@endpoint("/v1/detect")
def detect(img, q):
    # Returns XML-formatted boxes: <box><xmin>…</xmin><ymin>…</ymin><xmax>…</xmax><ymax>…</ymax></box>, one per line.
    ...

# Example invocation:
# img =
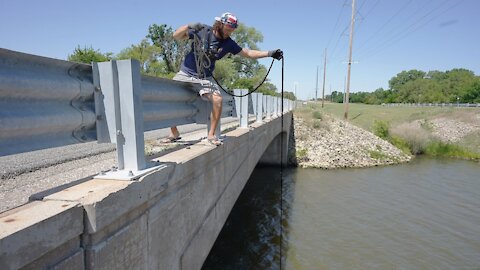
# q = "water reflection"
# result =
<box><xmin>202</xmin><ymin>167</ymin><xmax>295</xmax><ymax>269</ymax></box>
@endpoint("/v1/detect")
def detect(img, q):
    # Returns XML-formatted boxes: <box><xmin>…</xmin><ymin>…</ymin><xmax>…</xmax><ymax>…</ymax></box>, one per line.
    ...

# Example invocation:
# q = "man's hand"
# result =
<box><xmin>268</xmin><ymin>49</ymin><xmax>283</xmax><ymax>60</ymax></box>
<box><xmin>188</xmin><ymin>23</ymin><xmax>204</xmax><ymax>31</ymax></box>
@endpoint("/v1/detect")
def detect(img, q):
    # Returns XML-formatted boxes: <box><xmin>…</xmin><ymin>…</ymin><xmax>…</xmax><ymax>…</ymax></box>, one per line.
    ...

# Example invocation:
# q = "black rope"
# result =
<box><xmin>279</xmin><ymin>56</ymin><xmax>284</xmax><ymax>270</ymax></box>
<box><xmin>211</xmin><ymin>58</ymin><xmax>276</xmax><ymax>97</ymax></box>
<box><xmin>192</xmin><ymin>27</ymin><xmax>276</xmax><ymax>98</ymax></box>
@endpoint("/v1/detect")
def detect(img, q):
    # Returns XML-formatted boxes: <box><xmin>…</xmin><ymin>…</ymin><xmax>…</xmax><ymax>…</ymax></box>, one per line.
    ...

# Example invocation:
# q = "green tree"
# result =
<box><xmin>116</xmin><ymin>39</ymin><xmax>163</xmax><ymax>76</ymax></box>
<box><xmin>213</xmin><ymin>57</ymin><xmax>238</xmax><ymax>87</ymax></box>
<box><xmin>330</xmin><ymin>91</ymin><xmax>344</xmax><ymax>103</ymax></box>
<box><xmin>388</xmin><ymin>70</ymin><xmax>426</xmax><ymax>92</ymax></box>
<box><xmin>283</xmin><ymin>91</ymin><xmax>297</xmax><ymax>100</ymax></box>
<box><xmin>230</xmin><ymin>23</ymin><xmax>265</xmax><ymax>78</ymax></box>
<box><xmin>68</xmin><ymin>46</ymin><xmax>112</xmax><ymax>64</ymax></box>
<box><xmin>147</xmin><ymin>24</ymin><xmax>189</xmax><ymax>73</ymax></box>
<box><xmin>461</xmin><ymin>79</ymin><xmax>480</xmax><ymax>103</ymax></box>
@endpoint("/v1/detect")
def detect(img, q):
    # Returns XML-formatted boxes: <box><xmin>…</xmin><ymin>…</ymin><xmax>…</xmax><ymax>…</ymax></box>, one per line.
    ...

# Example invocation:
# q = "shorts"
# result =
<box><xmin>173</xmin><ymin>71</ymin><xmax>221</xmax><ymax>100</ymax></box>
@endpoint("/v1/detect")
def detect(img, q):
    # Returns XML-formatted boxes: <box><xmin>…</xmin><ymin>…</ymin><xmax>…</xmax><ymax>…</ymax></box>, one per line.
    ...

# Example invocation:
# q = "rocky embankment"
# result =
<box><xmin>290</xmin><ymin>115</ymin><xmax>411</xmax><ymax>169</ymax></box>
<box><xmin>429</xmin><ymin>117</ymin><xmax>480</xmax><ymax>143</ymax></box>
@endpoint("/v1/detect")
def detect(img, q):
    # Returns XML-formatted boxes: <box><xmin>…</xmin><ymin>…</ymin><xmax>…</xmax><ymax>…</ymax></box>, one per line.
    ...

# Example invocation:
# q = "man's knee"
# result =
<box><xmin>212</xmin><ymin>93</ymin><xmax>223</xmax><ymax>106</ymax></box>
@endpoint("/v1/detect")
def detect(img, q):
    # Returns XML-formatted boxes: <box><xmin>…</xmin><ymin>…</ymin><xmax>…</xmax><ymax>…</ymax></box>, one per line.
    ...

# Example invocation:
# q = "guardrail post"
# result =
<box><xmin>265</xmin><ymin>96</ymin><xmax>271</xmax><ymax>120</ymax></box>
<box><xmin>270</xmin><ymin>96</ymin><xmax>275</xmax><ymax>118</ymax></box>
<box><xmin>251</xmin><ymin>93</ymin><xmax>263</xmax><ymax>123</ymax></box>
<box><xmin>234</xmin><ymin>89</ymin><xmax>249</xmax><ymax>128</ymax></box>
<box><xmin>92</xmin><ymin>59</ymin><xmax>161</xmax><ymax>180</ymax></box>
<box><xmin>273</xmin><ymin>97</ymin><xmax>278</xmax><ymax>117</ymax></box>
<box><xmin>262</xmin><ymin>95</ymin><xmax>267</xmax><ymax>119</ymax></box>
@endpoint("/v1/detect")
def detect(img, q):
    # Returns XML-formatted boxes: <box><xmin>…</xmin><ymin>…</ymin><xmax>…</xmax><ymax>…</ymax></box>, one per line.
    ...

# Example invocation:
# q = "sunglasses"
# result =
<box><xmin>224</xmin><ymin>21</ymin><xmax>238</xmax><ymax>29</ymax></box>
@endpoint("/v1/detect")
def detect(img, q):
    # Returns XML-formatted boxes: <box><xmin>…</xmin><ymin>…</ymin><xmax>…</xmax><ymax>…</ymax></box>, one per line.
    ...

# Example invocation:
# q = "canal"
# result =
<box><xmin>203</xmin><ymin>157</ymin><xmax>480</xmax><ymax>269</ymax></box>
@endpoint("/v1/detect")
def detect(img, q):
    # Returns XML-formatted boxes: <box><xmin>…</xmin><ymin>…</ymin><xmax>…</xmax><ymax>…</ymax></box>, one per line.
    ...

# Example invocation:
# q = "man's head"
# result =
<box><xmin>213</xmin><ymin>12</ymin><xmax>238</xmax><ymax>39</ymax></box>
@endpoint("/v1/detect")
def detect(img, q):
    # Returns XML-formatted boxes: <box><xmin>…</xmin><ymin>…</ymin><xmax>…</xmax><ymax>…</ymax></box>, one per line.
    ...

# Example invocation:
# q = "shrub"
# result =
<box><xmin>312</xmin><ymin>111</ymin><xmax>323</xmax><ymax>120</ymax></box>
<box><xmin>373</xmin><ymin>120</ymin><xmax>390</xmax><ymax>139</ymax></box>
<box><xmin>369</xmin><ymin>150</ymin><xmax>389</xmax><ymax>160</ymax></box>
<box><xmin>419</xmin><ymin>119</ymin><xmax>434</xmax><ymax>131</ymax></box>
<box><xmin>296</xmin><ymin>148</ymin><xmax>309</xmax><ymax>162</ymax></box>
<box><xmin>425</xmin><ymin>141</ymin><xmax>480</xmax><ymax>160</ymax></box>
<box><xmin>389</xmin><ymin>135</ymin><xmax>412</xmax><ymax>155</ymax></box>
<box><xmin>312</xmin><ymin>119</ymin><xmax>330</xmax><ymax>130</ymax></box>
<box><xmin>390</xmin><ymin>122</ymin><xmax>430</xmax><ymax>154</ymax></box>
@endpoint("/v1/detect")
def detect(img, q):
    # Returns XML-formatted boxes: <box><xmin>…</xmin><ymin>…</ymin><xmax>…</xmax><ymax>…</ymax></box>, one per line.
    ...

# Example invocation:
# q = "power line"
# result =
<box><xmin>360</xmin><ymin>0</ymin><xmax>462</xmax><ymax>59</ymax></box>
<box><xmin>357</xmin><ymin>0</ymin><xmax>453</xmax><ymax>59</ymax></box>
<box><xmin>355</xmin><ymin>0</ymin><xmax>435</xmax><ymax>58</ymax></box>
<box><xmin>355</xmin><ymin>0</ymin><xmax>413</xmax><ymax>54</ymax></box>
<box><xmin>325</xmin><ymin>0</ymin><xmax>349</xmax><ymax>50</ymax></box>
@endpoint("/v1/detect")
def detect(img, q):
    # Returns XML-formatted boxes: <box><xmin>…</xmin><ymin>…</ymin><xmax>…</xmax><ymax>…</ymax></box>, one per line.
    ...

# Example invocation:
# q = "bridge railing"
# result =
<box><xmin>0</xmin><ymin>49</ymin><xmax>293</xmax><ymax>180</ymax></box>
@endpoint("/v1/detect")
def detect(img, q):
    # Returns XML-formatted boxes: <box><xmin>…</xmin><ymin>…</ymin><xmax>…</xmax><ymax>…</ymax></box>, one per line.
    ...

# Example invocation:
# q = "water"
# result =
<box><xmin>202</xmin><ymin>157</ymin><xmax>480</xmax><ymax>270</ymax></box>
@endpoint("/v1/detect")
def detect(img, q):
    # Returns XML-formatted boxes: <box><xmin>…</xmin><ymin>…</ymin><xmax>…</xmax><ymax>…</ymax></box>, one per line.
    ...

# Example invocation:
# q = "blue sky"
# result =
<box><xmin>1</xmin><ymin>0</ymin><xmax>478</xmax><ymax>100</ymax></box>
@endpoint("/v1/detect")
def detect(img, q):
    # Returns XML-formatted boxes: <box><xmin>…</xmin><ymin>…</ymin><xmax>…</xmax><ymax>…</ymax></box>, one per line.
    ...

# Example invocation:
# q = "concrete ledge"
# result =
<box><xmin>0</xmin><ymin>201</ymin><xmax>82</xmax><ymax>270</ymax></box>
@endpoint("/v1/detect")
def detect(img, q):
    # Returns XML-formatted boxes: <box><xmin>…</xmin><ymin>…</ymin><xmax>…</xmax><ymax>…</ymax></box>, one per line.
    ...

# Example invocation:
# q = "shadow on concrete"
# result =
<box><xmin>202</xmin><ymin>165</ymin><xmax>297</xmax><ymax>270</ymax></box>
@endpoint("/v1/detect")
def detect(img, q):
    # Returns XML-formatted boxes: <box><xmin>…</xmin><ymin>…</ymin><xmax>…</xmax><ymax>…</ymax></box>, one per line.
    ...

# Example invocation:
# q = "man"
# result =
<box><xmin>163</xmin><ymin>12</ymin><xmax>283</xmax><ymax>146</ymax></box>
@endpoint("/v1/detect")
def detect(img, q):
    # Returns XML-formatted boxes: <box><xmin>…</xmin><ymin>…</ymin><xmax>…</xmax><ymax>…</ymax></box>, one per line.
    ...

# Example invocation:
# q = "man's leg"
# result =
<box><xmin>162</xmin><ymin>71</ymin><xmax>186</xmax><ymax>142</ymax></box>
<box><xmin>161</xmin><ymin>126</ymin><xmax>181</xmax><ymax>143</ymax></box>
<box><xmin>170</xmin><ymin>126</ymin><xmax>180</xmax><ymax>138</ymax></box>
<box><xmin>206</xmin><ymin>93</ymin><xmax>223</xmax><ymax>139</ymax></box>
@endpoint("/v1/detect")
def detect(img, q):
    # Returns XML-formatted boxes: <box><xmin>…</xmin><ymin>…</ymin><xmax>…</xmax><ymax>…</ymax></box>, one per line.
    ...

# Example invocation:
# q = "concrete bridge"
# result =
<box><xmin>0</xmin><ymin>49</ymin><xmax>293</xmax><ymax>270</ymax></box>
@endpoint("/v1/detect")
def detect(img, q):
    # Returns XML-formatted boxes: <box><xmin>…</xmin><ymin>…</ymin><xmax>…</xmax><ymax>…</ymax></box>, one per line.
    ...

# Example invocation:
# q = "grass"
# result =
<box><xmin>294</xmin><ymin>106</ymin><xmax>330</xmax><ymax>130</ymax></box>
<box><xmin>317</xmin><ymin>102</ymin><xmax>477</xmax><ymax>132</ymax></box>
<box><xmin>368</xmin><ymin>150</ymin><xmax>389</xmax><ymax>160</ymax></box>
<box><xmin>425</xmin><ymin>141</ymin><xmax>480</xmax><ymax>160</ymax></box>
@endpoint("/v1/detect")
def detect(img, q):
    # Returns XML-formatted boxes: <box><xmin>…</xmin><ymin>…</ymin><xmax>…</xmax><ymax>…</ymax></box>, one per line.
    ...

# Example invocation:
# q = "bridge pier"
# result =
<box><xmin>258</xmin><ymin>114</ymin><xmax>292</xmax><ymax>166</ymax></box>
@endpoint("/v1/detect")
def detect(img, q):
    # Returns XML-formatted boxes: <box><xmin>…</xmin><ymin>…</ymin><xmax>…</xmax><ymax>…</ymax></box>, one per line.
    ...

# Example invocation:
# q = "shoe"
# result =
<box><xmin>206</xmin><ymin>137</ymin><xmax>223</xmax><ymax>146</ymax></box>
<box><xmin>161</xmin><ymin>136</ymin><xmax>181</xmax><ymax>143</ymax></box>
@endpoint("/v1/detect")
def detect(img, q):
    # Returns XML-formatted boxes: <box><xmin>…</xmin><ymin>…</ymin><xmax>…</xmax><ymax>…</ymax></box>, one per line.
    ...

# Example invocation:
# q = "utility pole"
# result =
<box><xmin>344</xmin><ymin>0</ymin><xmax>356</xmax><ymax>120</ymax></box>
<box><xmin>315</xmin><ymin>66</ymin><xmax>319</xmax><ymax>101</ymax></box>
<box><xmin>294</xmin><ymin>82</ymin><xmax>298</xmax><ymax>100</ymax></box>
<box><xmin>322</xmin><ymin>48</ymin><xmax>327</xmax><ymax>108</ymax></box>
<box><xmin>330</xmin><ymin>85</ymin><xmax>332</xmax><ymax>102</ymax></box>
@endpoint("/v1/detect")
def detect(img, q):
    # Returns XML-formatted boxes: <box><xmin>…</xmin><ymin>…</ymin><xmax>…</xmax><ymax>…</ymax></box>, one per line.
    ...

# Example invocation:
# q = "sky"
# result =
<box><xmin>1</xmin><ymin>0</ymin><xmax>479</xmax><ymax>100</ymax></box>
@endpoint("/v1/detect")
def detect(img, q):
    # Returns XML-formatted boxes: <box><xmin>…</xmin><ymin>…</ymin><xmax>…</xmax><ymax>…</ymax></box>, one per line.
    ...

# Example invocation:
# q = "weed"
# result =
<box><xmin>312</xmin><ymin>119</ymin><xmax>330</xmax><ymax>130</ymax></box>
<box><xmin>296</xmin><ymin>148</ymin><xmax>309</xmax><ymax>162</ymax></box>
<box><xmin>373</xmin><ymin>120</ymin><xmax>390</xmax><ymax>139</ymax></box>
<box><xmin>425</xmin><ymin>141</ymin><xmax>480</xmax><ymax>160</ymax></box>
<box><xmin>312</xmin><ymin>111</ymin><xmax>323</xmax><ymax>120</ymax></box>
<box><xmin>419</xmin><ymin>119</ymin><xmax>434</xmax><ymax>131</ymax></box>
<box><xmin>389</xmin><ymin>135</ymin><xmax>412</xmax><ymax>155</ymax></box>
<box><xmin>368</xmin><ymin>150</ymin><xmax>395</xmax><ymax>161</ymax></box>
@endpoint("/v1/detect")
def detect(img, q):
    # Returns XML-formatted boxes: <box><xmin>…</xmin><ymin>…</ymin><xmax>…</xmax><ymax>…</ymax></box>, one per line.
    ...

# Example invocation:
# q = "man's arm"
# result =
<box><xmin>173</xmin><ymin>25</ymin><xmax>189</xmax><ymax>40</ymax></box>
<box><xmin>238</xmin><ymin>48</ymin><xmax>269</xmax><ymax>59</ymax></box>
<box><xmin>239</xmin><ymin>48</ymin><xmax>283</xmax><ymax>60</ymax></box>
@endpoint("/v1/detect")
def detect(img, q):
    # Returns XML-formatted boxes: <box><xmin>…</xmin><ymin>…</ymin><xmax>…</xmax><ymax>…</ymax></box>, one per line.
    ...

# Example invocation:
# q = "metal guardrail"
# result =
<box><xmin>0</xmin><ymin>48</ymin><xmax>293</xmax><ymax>180</ymax></box>
<box><xmin>0</xmin><ymin>49</ymin><xmax>97</xmax><ymax>155</ymax></box>
<box><xmin>384</xmin><ymin>103</ymin><xmax>480</xmax><ymax>108</ymax></box>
